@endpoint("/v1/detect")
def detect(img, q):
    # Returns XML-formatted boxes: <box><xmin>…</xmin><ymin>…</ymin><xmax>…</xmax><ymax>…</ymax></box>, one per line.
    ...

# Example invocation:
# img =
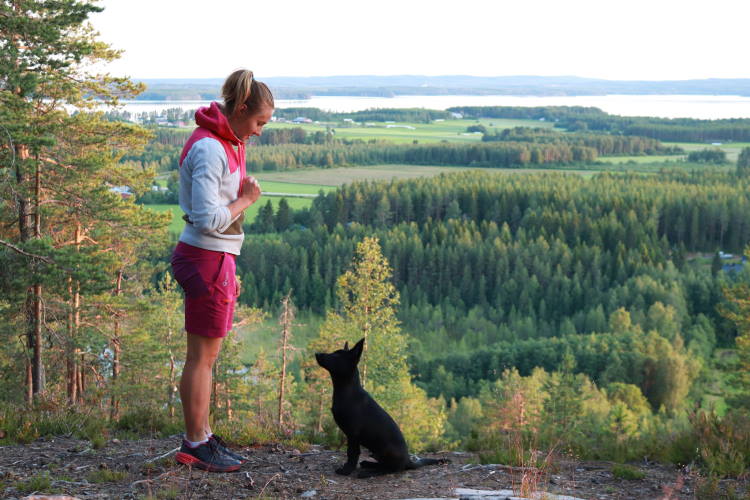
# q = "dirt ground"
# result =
<box><xmin>1</xmin><ymin>436</ymin><xmax>747</xmax><ymax>499</ymax></box>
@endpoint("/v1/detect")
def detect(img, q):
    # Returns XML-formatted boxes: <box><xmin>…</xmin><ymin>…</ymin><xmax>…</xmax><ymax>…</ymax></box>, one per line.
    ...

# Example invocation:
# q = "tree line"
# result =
<box><xmin>273</xmin><ymin>107</ymin><xmax>453</xmax><ymax>123</ymax></box>
<box><xmin>482</xmin><ymin>127</ymin><xmax>683</xmax><ymax>156</ymax></box>
<box><xmin>241</xmin><ymin>142</ymin><xmax>600</xmax><ymax>170</ymax></box>
<box><xmin>449</xmin><ymin>105</ymin><xmax>750</xmax><ymax>142</ymax></box>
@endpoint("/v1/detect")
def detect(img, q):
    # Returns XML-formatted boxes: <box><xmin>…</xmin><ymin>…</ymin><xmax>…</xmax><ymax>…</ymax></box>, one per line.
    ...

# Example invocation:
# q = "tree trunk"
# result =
<box><xmin>32</xmin><ymin>283</ymin><xmax>43</xmax><ymax>394</ymax></box>
<box><xmin>66</xmin><ymin>224</ymin><xmax>83</xmax><ymax>403</ymax></box>
<box><xmin>110</xmin><ymin>270</ymin><xmax>123</xmax><ymax>421</ymax></box>
<box><xmin>211</xmin><ymin>364</ymin><xmax>218</xmax><ymax>413</ymax></box>
<box><xmin>77</xmin><ymin>351</ymin><xmax>85</xmax><ymax>404</ymax></box>
<box><xmin>16</xmin><ymin>144</ymin><xmax>45</xmax><ymax>398</ymax></box>
<box><xmin>361</xmin><ymin>313</ymin><xmax>370</xmax><ymax>388</ymax></box>
<box><xmin>168</xmin><ymin>341</ymin><xmax>176</xmax><ymax>419</ymax></box>
<box><xmin>31</xmin><ymin>156</ymin><xmax>43</xmax><ymax>395</ymax></box>
<box><xmin>316</xmin><ymin>392</ymin><xmax>324</xmax><ymax>435</ymax></box>
<box><xmin>66</xmin><ymin>277</ymin><xmax>76</xmax><ymax>402</ymax></box>
<box><xmin>25</xmin><ymin>362</ymin><xmax>32</xmax><ymax>405</ymax></box>
<box><xmin>278</xmin><ymin>293</ymin><xmax>294</xmax><ymax>428</ymax></box>
<box><xmin>67</xmin><ymin>278</ymin><xmax>82</xmax><ymax>403</ymax></box>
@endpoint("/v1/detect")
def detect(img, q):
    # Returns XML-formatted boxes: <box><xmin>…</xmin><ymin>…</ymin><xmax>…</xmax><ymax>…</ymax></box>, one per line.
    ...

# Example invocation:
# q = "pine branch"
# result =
<box><xmin>0</xmin><ymin>237</ymin><xmax>71</xmax><ymax>271</ymax></box>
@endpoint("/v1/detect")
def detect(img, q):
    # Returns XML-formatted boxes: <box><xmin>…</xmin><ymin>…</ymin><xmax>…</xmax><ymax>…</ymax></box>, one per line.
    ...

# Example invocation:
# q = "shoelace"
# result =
<box><xmin>212</xmin><ymin>434</ymin><xmax>228</xmax><ymax>447</ymax></box>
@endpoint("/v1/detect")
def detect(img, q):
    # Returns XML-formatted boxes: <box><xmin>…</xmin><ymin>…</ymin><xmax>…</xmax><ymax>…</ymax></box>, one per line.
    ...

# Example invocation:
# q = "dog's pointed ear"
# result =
<box><xmin>351</xmin><ymin>338</ymin><xmax>365</xmax><ymax>361</ymax></box>
<box><xmin>344</xmin><ymin>341</ymin><xmax>349</xmax><ymax>351</ymax></box>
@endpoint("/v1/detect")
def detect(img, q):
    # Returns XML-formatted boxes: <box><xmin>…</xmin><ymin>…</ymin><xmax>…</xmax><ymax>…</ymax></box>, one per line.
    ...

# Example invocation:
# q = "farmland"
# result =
<box><xmin>260</xmin><ymin>117</ymin><xmax>554</xmax><ymax>144</ymax></box>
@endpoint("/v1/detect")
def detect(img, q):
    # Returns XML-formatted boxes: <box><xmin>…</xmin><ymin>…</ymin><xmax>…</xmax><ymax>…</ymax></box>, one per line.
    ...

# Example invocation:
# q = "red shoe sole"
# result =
<box><xmin>175</xmin><ymin>451</ymin><xmax>241</xmax><ymax>472</ymax></box>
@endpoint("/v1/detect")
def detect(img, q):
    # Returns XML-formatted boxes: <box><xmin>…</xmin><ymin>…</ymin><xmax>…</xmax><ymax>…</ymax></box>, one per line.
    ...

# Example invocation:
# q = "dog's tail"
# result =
<box><xmin>407</xmin><ymin>456</ymin><xmax>451</xmax><ymax>469</ymax></box>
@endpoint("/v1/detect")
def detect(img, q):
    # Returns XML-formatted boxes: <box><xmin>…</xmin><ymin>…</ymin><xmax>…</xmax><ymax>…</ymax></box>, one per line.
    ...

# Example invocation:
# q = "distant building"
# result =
<box><xmin>109</xmin><ymin>186</ymin><xmax>132</xmax><ymax>199</ymax></box>
<box><xmin>292</xmin><ymin>117</ymin><xmax>313</xmax><ymax>124</ymax></box>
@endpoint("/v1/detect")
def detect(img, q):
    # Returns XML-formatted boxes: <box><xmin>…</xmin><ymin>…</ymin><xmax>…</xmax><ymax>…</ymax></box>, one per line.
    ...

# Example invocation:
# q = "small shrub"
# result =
<box><xmin>611</xmin><ymin>463</ymin><xmax>646</xmax><ymax>480</ymax></box>
<box><xmin>213</xmin><ymin>421</ymin><xmax>277</xmax><ymax>446</ymax></box>
<box><xmin>695</xmin><ymin>475</ymin><xmax>721</xmax><ymax>499</ymax></box>
<box><xmin>90</xmin><ymin>434</ymin><xmax>107</xmax><ymax>449</ymax></box>
<box><xmin>83</xmin><ymin>418</ymin><xmax>109</xmax><ymax>449</ymax></box>
<box><xmin>14</xmin><ymin>419</ymin><xmax>40</xmax><ymax>444</ymax></box>
<box><xmin>692</xmin><ymin>410</ymin><xmax>750</xmax><ymax>478</ymax></box>
<box><xmin>0</xmin><ymin>401</ymin><xmax>111</xmax><ymax>444</ymax></box>
<box><xmin>16</xmin><ymin>472</ymin><xmax>55</xmax><ymax>494</ymax></box>
<box><xmin>116</xmin><ymin>406</ymin><xmax>178</xmax><ymax>437</ymax></box>
<box><xmin>473</xmin><ymin>429</ymin><xmax>545</xmax><ymax>468</ymax></box>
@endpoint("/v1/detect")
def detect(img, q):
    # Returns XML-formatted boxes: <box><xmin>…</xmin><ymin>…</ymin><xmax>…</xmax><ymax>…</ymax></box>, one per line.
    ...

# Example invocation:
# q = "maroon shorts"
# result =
<box><xmin>171</xmin><ymin>241</ymin><xmax>237</xmax><ymax>338</ymax></box>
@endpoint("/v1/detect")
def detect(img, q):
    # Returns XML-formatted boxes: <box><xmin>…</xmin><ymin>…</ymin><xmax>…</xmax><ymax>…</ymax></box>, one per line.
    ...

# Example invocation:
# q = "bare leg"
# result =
<box><xmin>179</xmin><ymin>333</ymin><xmax>223</xmax><ymax>442</ymax></box>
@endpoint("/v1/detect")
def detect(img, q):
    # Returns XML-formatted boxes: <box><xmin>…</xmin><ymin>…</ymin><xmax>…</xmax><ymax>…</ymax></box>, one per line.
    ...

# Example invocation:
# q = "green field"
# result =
<box><xmin>146</xmin><ymin>204</ymin><xmax>185</xmax><ymax>234</ymax></box>
<box><xmin>250</xmin><ymin>180</ymin><xmax>334</xmax><ymax>195</ymax></box>
<box><xmin>264</xmin><ymin>117</ymin><xmax>552</xmax><ymax>144</ymax></box>
<box><xmin>147</xmin><ymin>196</ymin><xmax>315</xmax><ymax>235</ymax></box>
<box><xmin>253</xmin><ymin>164</ymin><xmax>596</xmax><ymax>186</ymax></box>
<box><xmin>665</xmin><ymin>141</ymin><xmax>750</xmax><ymax>162</ymax></box>
<box><xmin>598</xmin><ymin>155</ymin><xmax>686</xmax><ymax>164</ymax></box>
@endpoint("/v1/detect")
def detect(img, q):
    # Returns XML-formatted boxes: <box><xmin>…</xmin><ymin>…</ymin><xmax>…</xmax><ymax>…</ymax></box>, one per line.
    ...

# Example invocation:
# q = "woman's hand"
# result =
<box><xmin>228</xmin><ymin>176</ymin><xmax>262</xmax><ymax>220</ymax></box>
<box><xmin>240</xmin><ymin>176</ymin><xmax>262</xmax><ymax>205</ymax></box>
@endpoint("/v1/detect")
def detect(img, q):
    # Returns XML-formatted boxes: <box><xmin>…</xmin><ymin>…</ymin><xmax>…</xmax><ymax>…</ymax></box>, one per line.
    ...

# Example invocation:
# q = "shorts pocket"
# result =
<box><xmin>210</xmin><ymin>254</ymin><xmax>234</xmax><ymax>305</ymax></box>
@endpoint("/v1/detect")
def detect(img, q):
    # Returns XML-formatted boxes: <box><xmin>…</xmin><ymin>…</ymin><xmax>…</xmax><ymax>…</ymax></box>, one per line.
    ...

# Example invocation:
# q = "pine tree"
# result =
<box><xmin>737</xmin><ymin>147</ymin><xmax>750</xmax><ymax>178</ymax></box>
<box><xmin>275</xmin><ymin>198</ymin><xmax>291</xmax><ymax>231</ymax></box>
<box><xmin>0</xmin><ymin>0</ymin><xmax>159</xmax><ymax>401</ymax></box>
<box><xmin>719</xmin><ymin>251</ymin><xmax>750</xmax><ymax>408</ymax></box>
<box><xmin>308</xmin><ymin>237</ymin><xmax>446</xmax><ymax>449</ymax></box>
<box><xmin>277</xmin><ymin>291</ymin><xmax>296</xmax><ymax>428</ymax></box>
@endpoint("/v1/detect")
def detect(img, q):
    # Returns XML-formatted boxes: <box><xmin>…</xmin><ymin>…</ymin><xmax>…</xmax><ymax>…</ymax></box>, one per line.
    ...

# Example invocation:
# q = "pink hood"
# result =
<box><xmin>179</xmin><ymin>102</ymin><xmax>246</xmax><ymax>179</ymax></box>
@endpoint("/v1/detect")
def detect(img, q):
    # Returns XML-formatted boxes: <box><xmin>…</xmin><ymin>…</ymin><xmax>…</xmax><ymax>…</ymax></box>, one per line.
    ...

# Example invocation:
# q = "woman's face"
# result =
<box><xmin>231</xmin><ymin>104</ymin><xmax>273</xmax><ymax>140</ymax></box>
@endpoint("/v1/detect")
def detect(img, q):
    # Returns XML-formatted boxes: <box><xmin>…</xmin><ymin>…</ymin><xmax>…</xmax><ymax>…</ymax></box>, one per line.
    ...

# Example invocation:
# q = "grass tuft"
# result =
<box><xmin>611</xmin><ymin>463</ymin><xmax>646</xmax><ymax>480</ymax></box>
<box><xmin>15</xmin><ymin>472</ymin><xmax>56</xmax><ymax>494</ymax></box>
<box><xmin>86</xmin><ymin>467</ymin><xmax>128</xmax><ymax>483</ymax></box>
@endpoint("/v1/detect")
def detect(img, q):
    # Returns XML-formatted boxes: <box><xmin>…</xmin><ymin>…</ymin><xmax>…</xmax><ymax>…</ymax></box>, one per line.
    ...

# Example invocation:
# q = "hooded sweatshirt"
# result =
<box><xmin>177</xmin><ymin>102</ymin><xmax>247</xmax><ymax>255</ymax></box>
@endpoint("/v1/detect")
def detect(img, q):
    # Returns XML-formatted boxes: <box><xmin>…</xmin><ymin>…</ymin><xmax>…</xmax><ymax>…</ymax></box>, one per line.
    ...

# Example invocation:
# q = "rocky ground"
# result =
<box><xmin>1</xmin><ymin>437</ymin><xmax>747</xmax><ymax>499</ymax></box>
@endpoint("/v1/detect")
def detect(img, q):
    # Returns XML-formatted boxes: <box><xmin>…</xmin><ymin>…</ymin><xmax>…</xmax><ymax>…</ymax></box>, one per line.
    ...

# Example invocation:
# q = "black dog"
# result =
<box><xmin>315</xmin><ymin>338</ymin><xmax>447</xmax><ymax>477</ymax></box>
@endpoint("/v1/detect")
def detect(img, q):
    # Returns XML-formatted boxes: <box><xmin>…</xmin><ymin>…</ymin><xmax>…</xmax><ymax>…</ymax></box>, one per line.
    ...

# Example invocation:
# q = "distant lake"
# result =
<box><xmin>119</xmin><ymin>94</ymin><xmax>750</xmax><ymax>120</ymax></box>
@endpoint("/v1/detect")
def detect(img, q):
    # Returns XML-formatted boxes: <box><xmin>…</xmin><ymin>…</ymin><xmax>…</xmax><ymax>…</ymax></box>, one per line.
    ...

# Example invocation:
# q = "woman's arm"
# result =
<box><xmin>189</xmin><ymin>142</ymin><xmax>233</xmax><ymax>234</ymax></box>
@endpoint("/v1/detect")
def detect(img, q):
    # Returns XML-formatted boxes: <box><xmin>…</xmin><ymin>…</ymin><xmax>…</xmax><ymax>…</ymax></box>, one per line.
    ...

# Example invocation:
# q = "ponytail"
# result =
<box><xmin>222</xmin><ymin>69</ymin><xmax>274</xmax><ymax>117</ymax></box>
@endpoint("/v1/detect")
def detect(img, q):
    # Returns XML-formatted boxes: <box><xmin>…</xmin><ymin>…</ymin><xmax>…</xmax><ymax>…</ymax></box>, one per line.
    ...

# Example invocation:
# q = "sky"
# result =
<box><xmin>89</xmin><ymin>0</ymin><xmax>750</xmax><ymax>81</ymax></box>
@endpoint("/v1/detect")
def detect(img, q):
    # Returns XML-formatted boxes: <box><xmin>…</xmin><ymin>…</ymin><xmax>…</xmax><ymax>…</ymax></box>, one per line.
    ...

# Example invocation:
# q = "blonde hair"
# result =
<box><xmin>222</xmin><ymin>69</ymin><xmax>274</xmax><ymax>117</ymax></box>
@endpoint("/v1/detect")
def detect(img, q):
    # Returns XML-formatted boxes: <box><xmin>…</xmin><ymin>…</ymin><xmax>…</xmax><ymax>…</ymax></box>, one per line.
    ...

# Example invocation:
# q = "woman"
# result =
<box><xmin>171</xmin><ymin>69</ymin><xmax>273</xmax><ymax>472</ymax></box>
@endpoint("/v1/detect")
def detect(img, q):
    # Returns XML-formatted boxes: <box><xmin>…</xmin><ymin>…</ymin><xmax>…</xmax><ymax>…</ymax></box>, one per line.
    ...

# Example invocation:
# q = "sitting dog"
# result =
<box><xmin>315</xmin><ymin>338</ymin><xmax>447</xmax><ymax>477</ymax></box>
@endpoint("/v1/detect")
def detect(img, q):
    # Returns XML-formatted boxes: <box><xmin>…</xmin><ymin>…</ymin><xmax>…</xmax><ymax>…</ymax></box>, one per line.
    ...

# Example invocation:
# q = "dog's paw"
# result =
<box><xmin>359</xmin><ymin>460</ymin><xmax>379</xmax><ymax>469</ymax></box>
<box><xmin>335</xmin><ymin>465</ymin><xmax>355</xmax><ymax>475</ymax></box>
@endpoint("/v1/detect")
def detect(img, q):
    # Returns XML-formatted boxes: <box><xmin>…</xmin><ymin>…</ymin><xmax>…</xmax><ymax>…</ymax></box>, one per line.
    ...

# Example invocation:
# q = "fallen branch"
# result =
<box><xmin>258</xmin><ymin>473</ymin><xmax>281</xmax><ymax>498</ymax></box>
<box><xmin>145</xmin><ymin>446</ymin><xmax>179</xmax><ymax>463</ymax></box>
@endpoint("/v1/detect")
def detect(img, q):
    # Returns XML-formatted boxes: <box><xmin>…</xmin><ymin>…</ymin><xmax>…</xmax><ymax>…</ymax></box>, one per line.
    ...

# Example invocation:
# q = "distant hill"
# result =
<box><xmin>134</xmin><ymin>75</ymin><xmax>750</xmax><ymax>100</ymax></box>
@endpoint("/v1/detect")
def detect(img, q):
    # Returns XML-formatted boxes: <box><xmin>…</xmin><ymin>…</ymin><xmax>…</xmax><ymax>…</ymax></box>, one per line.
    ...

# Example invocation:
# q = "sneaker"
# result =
<box><xmin>175</xmin><ymin>439</ymin><xmax>242</xmax><ymax>472</ymax></box>
<box><xmin>209</xmin><ymin>434</ymin><xmax>249</xmax><ymax>464</ymax></box>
